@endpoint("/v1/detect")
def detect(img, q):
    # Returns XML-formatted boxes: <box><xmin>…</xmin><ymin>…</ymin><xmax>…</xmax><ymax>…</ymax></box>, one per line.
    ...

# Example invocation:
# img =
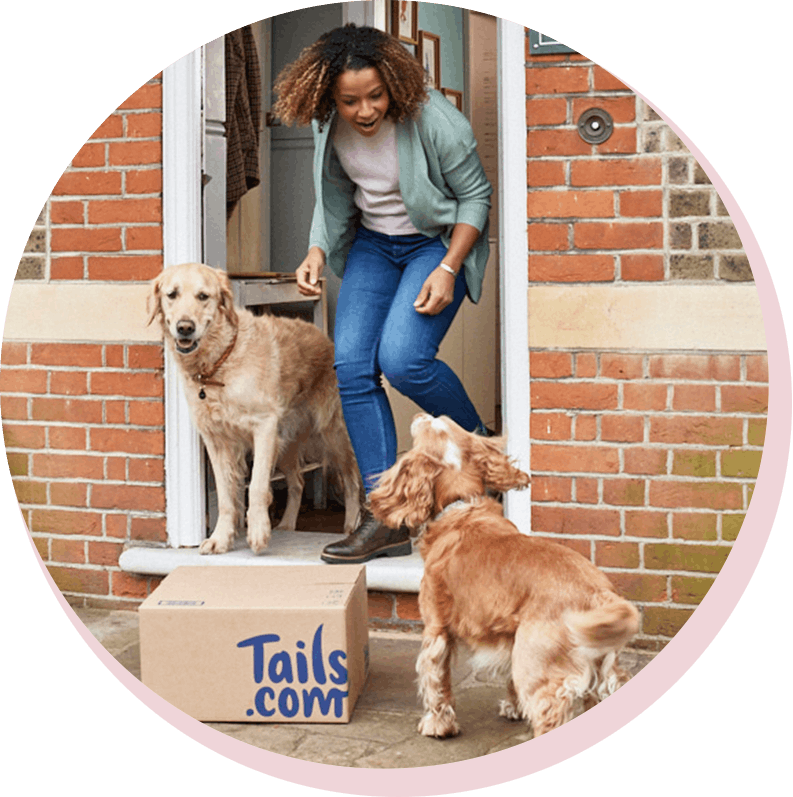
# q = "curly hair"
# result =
<box><xmin>272</xmin><ymin>24</ymin><xmax>429</xmax><ymax>130</ymax></box>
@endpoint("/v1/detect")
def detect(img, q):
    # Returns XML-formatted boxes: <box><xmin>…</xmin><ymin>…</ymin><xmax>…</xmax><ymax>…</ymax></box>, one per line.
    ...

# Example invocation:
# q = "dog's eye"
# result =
<box><xmin>197</xmin><ymin>292</ymin><xmax>209</xmax><ymax>301</ymax></box>
<box><xmin>166</xmin><ymin>290</ymin><xmax>178</xmax><ymax>300</ymax></box>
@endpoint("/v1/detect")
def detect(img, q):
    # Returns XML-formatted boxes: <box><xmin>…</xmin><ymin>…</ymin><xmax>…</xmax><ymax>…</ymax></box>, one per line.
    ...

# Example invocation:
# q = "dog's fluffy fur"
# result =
<box><xmin>148</xmin><ymin>263</ymin><xmax>362</xmax><ymax>554</ymax></box>
<box><xmin>369</xmin><ymin>414</ymin><xmax>639</xmax><ymax>738</ymax></box>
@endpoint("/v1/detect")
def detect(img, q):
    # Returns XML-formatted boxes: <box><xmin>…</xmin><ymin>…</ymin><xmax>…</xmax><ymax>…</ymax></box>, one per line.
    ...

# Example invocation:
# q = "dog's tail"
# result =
<box><xmin>565</xmin><ymin>595</ymin><xmax>639</xmax><ymax>656</ymax></box>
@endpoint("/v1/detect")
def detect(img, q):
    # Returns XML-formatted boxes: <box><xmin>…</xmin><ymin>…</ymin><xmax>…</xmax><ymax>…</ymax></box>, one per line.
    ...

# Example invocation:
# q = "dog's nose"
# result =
<box><xmin>176</xmin><ymin>320</ymin><xmax>195</xmax><ymax>337</ymax></box>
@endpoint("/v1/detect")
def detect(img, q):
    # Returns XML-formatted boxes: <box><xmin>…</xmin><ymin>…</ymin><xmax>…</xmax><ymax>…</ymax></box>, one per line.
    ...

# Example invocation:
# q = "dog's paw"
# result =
<box><xmin>200</xmin><ymin>535</ymin><xmax>231</xmax><ymax>555</ymax></box>
<box><xmin>246</xmin><ymin>514</ymin><xmax>272</xmax><ymax>554</ymax></box>
<box><xmin>418</xmin><ymin>708</ymin><xmax>460</xmax><ymax>738</ymax></box>
<box><xmin>499</xmin><ymin>699</ymin><xmax>522</xmax><ymax>721</ymax></box>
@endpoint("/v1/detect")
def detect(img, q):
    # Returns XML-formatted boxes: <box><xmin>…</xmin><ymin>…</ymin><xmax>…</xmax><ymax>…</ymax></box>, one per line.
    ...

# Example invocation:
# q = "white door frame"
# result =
<box><xmin>161</xmin><ymin>19</ymin><xmax>530</xmax><ymax>548</ymax></box>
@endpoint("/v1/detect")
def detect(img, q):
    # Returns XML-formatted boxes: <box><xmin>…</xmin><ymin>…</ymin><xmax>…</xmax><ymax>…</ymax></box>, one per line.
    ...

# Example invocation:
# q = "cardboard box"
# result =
<box><xmin>139</xmin><ymin>565</ymin><xmax>369</xmax><ymax>723</ymax></box>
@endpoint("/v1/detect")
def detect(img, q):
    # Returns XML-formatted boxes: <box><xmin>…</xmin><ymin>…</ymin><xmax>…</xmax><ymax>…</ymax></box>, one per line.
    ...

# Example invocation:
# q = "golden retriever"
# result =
<box><xmin>148</xmin><ymin>262</ymin><xmax>362</xmax><ymax>554</ymax></box>
<box><xmin>369</xmin><ymin>413</ymin><xmax>639</xmax><ymax>738</ymax></box>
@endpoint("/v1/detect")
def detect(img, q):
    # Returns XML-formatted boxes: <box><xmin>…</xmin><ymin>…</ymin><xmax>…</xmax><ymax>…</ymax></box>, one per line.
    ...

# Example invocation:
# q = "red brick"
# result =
<box><xmin>0</xmin><ymin>368</ymin><xmax>48</xmax><ymax>394</ymax></box>
<box><xmin>528</xmin><ymin>222</ymin><xmax>569</xmax><ymax>252</ymax></box>
<box><xmin>721</xmin><ymin>385</ymin><xmax>768</xmax><ymax>414</ymax></box>
<box><xmin>529</xmin><ymin>254</ymin><xmax>614</xmax><ymax>282</ymax></box>
<box><xmin>106</xmin><ymin>456</ymin><xmax>127</xmax><ymax>481</ymax></box>
<box><xmin>593</xmin><ymin>65</ymin><xmax>630</xmax><ymax>91</ymax></box>
<box><xmin>650</xmin><ymin>415</ymin><xmax>742</xmax><ymax>446</ymax></box>
<box><xmin>672</xmin><ymin>384</ymin><xmax>716</xmax><ymax>412</ymax></box>
<box><xmin>532</xmin><ymin>535</ymin><xmax>591</xmax><ymax>558</ymax></box>
<box><xmin>126</xmin><ymin>169</ymin><xmax>163</xmax><ymax>194</ymax></box>
<box><xmin>528</xmin><ymin>161</ymin><xmax>565</xmax><ymax>187</ymax></box>
<box><xmin>111</xmin><ymin>571</ymin><xmax>150</xmax><ymax>599</ymax></box>
<box><xmin>88</xmin><ymin>540</ymin><xmax>125</xmax><ymax>567</ymax></box>
<box><xmin>72</xmin><ymin>142</ymin><xmax>105</xmax><ymax>168</ymax></box>
<box><xmin>105</xmin><ymin>401</ymin><xmax>126</xmax><ymax>424</ymax></box>
<box><xmin>90</xmin><ymin>371</ymin><xmax>162</xmax><ymax>398</ymax></box>
<box><xmin>87</xmin><ymin>255</ymin><xmax>163</xmax><ymax>281</ymax></box>
<box><xmin>51</xmin><ymin>539</ymin><xmax>86</xmax><ymax>564</ymax></box>
<box><xmin>530</xmin><ymin>352</ymin><xmax>573</xmax><ymax>378</ymax></box>
<box><xmin>108</xmin><ymin>141</ymin><xmax>161</xmax><ymax>166</ymax></box>
<box><xmin>571</xmin><ymin>159</ymin><xmax>662</xmax><ymax>187</ymax></box>
<box><xmin>50</xmin><ymin>201</ymin><xmax>85</xmax><ymax>224</ymax></box>
<box><xmin>649</xmin><ymin>354</ymin><xmax>740</xmax><ymax>381</ymax></box>
<box><xmin>571</xmin><ymin>96</ymin><xmax>636</xmax><ymax>124</ymax></box>
<box><xmin>601</xmin><ymin>415</ymin><xmax>644</xmax><ymax>442</ymax></box>
<box><xmin>0</xmin><ymin>395</ymin><xmax>27</xmax><ymax>420</ymax></box>
<box><xmin>625</xmin><ymin>510</ymin><xmax>668</xmax><ymax>537</ymax></box>
<box><xmin>13</xmin><ymin>480</ymin><xmax>48</xmax><ymax>504</ymax></box>
<box><xmin>130</xmin><ymin>516</ymin><xmax>166</xmax><ymax>542</ymax></box>
<box><xmin>531</xmin><ymin>412</ymin><xmax>572</xmax><ymax>440</ymax></box>
<box><xmin>643</xmin><ymin>607</ymin><xmax>693</xmax><ymax>637</ymax></box>
<box><xmin>603</xmin><ymin>478</ymin><xmax>645</xmax><ymax>506</ymax></box>
<box><xmin>601</xmin><ymin>354</ymin><xmax>643</xmax><ymax>379</ymax></box>
<box><xmin>395</xmin><ymin>593</ymin><xmax>421</xmax><ymax>621</ymax></box>
<box><xmin>49</xmin><ymin>371</ymin><xmax>88</xmax><ymax>396</ymax></box>
<box><xmin>126</xmin><ymin>112</ymin><xmax>162</xmax><ymax>138</ymax></box>
<box><xmin>670</xmin><ymin>575</ymin><xmax>715</xmax><ymax>605</ymax></box>
<box><xmin>623</xmin><ymin>383</ymin><xmax>667</xmax><ymax>411</ymax></box>
<box><xmin>532</xmin><ymin>382</ymin><xmax>618</xmax><ymax>410</ymax></box>
<box><xmin>91</xmin><ymin>114</ymin><xmax>123</xmax><ymax>139</ymax></box>
<box><xmin>48</xmin><ymin>565</ymin><xmax>108</xmax><ymax>595</ymax></box>
<box><xmin>107</xmin><ymin>514</ymin><xmax>129</xmax><ymax>538</ymax></box>
<box><xmin>624</xmin><ymin>448</ymin><xmax>667</xmax><ymax>475</ymax></box>
<box><xmin>118</xmin><ymin>83</ymin><xmax>162</xmax><ymax>110</ymax></box>
<box><xmin>3</xmin><ymin>424</ymin><xmax>46</xmax><ymax>449</ymax></box>
<box><xmin>673</xmin><ymin>513</ymin><xmax>718</xmax><ymax>541</ymax></box>
<box><xmin>608</xmin><ymin>572</ymin><xmax>667</xmax><ymax>602</ymax></box>
<box><xmin>598</xmin><ymin>128</ymin><xmax>636</xmax><ymax>156</ymax></box>
<box><xmin>529</xmin><ymin>129</ymin><xmax>590</xmax><ymax>157</ymax></box>
<box><xmin>90</xmin><ymin>428</ymin><xmax>164</xmax><ymax>455</ymax></box>
<box><xmin>532</xmin><ymin>444</ymin><xmax>619</xmax><ymax>473</ymax></box>
<box><xmin>51</xmin><ymin>257</ymin><xmax>85</xmax><ymax>279</ymax></box>
<box><xmin>126</xmin><ymin>227</ymin><xmax>163</xmax><ymax>250</ymax></box>
<box><xmin>48</xmin><ymin>426</ymin><xmax>87</xmax><ymax>450</ymax></box>
<box><xmin>532</xmin><ymin>506</ymin><xmax>620</xmax><ymax>536</ymax></box>
<box><xmin>532</xmin><ymin>476</ymin><xmax>572</xmax><ymax>502</ymax></box>
<box><xmin>574</xmin><ymin>221</ymin><xmax>663</xmax><ymax>250</ymax></box>
<box><xmin>52</xmin><ymin>171</ymin><xmax>122</xmax><ymax>196</ymax></box>
<box><xmin>128</xmin><ymin>457</ymin><xmax>164</xmax><ymax>483</ymax></box>
<box><xmin>650</xmin><ymin>481</ymin><xmax>743</xmax><ymax>510</ymax></box>
<box><xmin>575</xmin><ymin>477</ymin><xmax>599</xmax><ymax>503</ymax></box>
<box><xmin>645</xmin><ymin>542</ymin><xmax>730</xmax><ymax>573</ymax></box>
<box><xmin>620</xmin><ymin>190</ymin><xmax>662</xmax><ymax>217</ymax></box>
<box><xmin>32</xmin><ymin>453</ymin><xmax>104</xmax><ymax>480</ymax></box>
<box><xmin>745</xmin><ymin>355</ymin><xmax>768</xmax><ymax>383</ymax></box>
<box><xmin>622</xmin><ymin>254</ymin><xmax>664</xmax><ymax>281</ymax></box>
<box><xmin>595</xmin><ymin>541</ymin><xmax>640</xmax><ymax>568</ymax></box>
<box><xmin>128</xmin><ymin>345</ymin><xmax>164</xmax><ymax>369</ymax></box>
<box><xmin>105</xmin><ymin>346</ymin><xmax>125</xmax><ymax>368</ymax></box>
<box><xmin>367</xmin><ymin>592</ymin><xmax>394</xmax><ymax>619</ymax></box>
<box><xmin>526</xmin><ymin>97</ymin><xmax>567</xmax><ymax>126</ymax></box>
<box><xmin>528</xmin><ymin>190</ymin><xmax>613</xmax><ymax>218</ymax></box>
<box><xmin>50</xmin><ymin>482</ymin><xmax>88</xmax><ymax>507</ymax></box>
<box><xmin>1</xmin><ymin>343</ymin><xmax>27</xmax><ymax>366</ymax></box>
<box><xmin>576</xmin><ymin>354</ymin><xmax>597</xmax><ymax>378</ymax></box>
<box><xmin>31</xmin><ymin>398</ymin><xmax>102</xmax><ymax>424</ymax></box>
<box><xmin>525</xmin><ymin>66</ymin><xmax>589</xmax><ymax>95</ymax></box>
<box><xmin>51</xmin><ymin>227</ymin><xmax>122</xmax><ymax>253</ymax></box>
<box><xmin>128</xmin><ymin>400</ymin><xmax>164</xmax><ymax>427</ymax></box>
<box><xmin>91</xmin><ymin>483</ymin><xmax>165</xmax><ymax>511</ymax></box>
<box><xmin>88</xmin><ymin>199</ymin><xmax>162</xmax><ymax>224</ymax></box>
<box><xmin>32</xmin><ymin>344</ymin><xmax>103</xmax><ymax>368</ymax></box>
<box><xmin>574</xmin><ymin>414</ymin><xmax>597</xmax><ymax>440</ymax></box>
<box><xmin>747</xmin><ymin>418</ymin><xmax>766</xmax><ymax>447</ymax></box>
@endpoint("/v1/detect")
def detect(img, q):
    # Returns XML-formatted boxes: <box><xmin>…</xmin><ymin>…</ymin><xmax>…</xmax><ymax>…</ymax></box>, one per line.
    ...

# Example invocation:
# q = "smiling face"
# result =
<box><xmin>331</xmin><ymin>66</ymin><xmax>390</xmax><ymax>137</ymax></box>
<box><xmin>150</xmin><ymin>263</ymin><xmax>233</xmax><ymax>355</ymax></box>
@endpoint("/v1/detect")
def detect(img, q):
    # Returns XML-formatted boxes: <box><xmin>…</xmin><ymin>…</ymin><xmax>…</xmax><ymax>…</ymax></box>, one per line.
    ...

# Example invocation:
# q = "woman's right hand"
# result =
<box><xmin>295</xmin><ymin>247</ymin><xmax>326</xmax><ymax>296</ymax></box>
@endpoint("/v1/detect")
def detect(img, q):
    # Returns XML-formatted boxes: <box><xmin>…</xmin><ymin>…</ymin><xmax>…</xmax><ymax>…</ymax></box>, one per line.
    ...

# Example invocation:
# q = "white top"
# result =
<box><xmin>332</xmin><ymin>117</ymin><xmax>420</xmax><ymax>236</ymax></box>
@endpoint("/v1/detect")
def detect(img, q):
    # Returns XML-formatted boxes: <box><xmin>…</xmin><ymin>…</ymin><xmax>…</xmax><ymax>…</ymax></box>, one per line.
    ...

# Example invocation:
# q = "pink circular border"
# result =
<box><xmin>16</xmin><ymin>20</ymin><xmax>791</xmax><ymax>797</ymax></box>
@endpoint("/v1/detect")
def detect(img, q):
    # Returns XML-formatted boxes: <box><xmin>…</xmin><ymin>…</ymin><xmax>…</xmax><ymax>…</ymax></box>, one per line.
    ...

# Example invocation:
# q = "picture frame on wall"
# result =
<box><xmin>441</xmin><ymin>87</ymin><xmax>463</xmax><ymax>112</ymax></box>
<box><xmin>391</xmin><ymin>1</ymin><xmax>418</xmax><ymax>45</ymax></box>
<box><xmin>418</xmin><ymin>30</ymin><xmax>441</xmax><ymax>90</ymax></box>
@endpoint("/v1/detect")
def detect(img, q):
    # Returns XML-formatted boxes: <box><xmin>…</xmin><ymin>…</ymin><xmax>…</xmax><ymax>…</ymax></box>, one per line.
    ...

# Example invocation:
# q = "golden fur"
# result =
<box><xmin>369</xmin><ymin>413</ymin><xmax>639</xmax><ymax>738</ymax></box>
<box><xmin>148</xmin><ymin>263</ymin><xmax>362</xmax><ymax>554</ymax></box>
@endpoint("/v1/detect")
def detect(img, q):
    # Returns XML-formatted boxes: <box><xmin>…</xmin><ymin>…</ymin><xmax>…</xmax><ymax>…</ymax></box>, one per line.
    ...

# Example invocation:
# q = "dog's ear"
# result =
<box><xmin>369</xmin><ymin>452</ymin><xmax>443</xmax><ymax>530</ymax></box>
<box><xmin>215</xmin><ymin>268</ymin><xmax>238</xmax><ymax>328</ymax></box>
<box><xmin>146</xmin><ymin>273</ymin><xmax>164</xmax><ymax>327</ymax></box>
<box><xmin>468</xmin><ymin>434</ymin><xmax>530</xmax><ymax>493</ymax></box>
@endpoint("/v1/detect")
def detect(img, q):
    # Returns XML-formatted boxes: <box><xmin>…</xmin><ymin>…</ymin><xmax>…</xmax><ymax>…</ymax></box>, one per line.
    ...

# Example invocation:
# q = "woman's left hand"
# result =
<box><xmin>413</xmin><ymin>266</ymin><xmax>457</xmax><ymax>316</ymax></box>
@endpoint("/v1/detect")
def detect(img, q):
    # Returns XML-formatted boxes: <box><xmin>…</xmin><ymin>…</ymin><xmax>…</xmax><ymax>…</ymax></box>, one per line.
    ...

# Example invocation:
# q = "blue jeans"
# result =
<box><xmin>334</xmin><ymin>226</ymin><xmax>483</xmax><ymax>492</ymax></box>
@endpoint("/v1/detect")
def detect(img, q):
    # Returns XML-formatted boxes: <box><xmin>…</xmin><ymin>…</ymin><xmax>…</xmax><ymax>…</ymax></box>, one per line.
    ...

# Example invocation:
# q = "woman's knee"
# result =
<box><xmin>377</xmin><ymin>343</ymin><xmax>428</xmax><ymax>389</ymax></box>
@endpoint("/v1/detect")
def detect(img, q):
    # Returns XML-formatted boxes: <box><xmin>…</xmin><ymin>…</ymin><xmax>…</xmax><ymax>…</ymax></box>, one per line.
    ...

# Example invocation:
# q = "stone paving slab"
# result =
<box><xmin>72</xmin><ymin>607</ymin><xmax>655</xmax><ymax>769</ymax></box>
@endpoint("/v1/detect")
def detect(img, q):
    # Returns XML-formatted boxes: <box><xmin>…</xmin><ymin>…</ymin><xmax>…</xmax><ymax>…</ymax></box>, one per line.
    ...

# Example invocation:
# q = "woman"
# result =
<box><xmin>273</xmin><ymin>24</ymin><xmax>492</xmax><ymax>564</ymax></box>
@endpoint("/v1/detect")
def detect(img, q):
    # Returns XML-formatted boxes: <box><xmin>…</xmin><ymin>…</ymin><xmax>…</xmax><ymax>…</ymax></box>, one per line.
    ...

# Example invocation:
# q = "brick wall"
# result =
<box><xmin>525</xmin><ymin>34</ymin><xmax>766</xmax><ymax>650</ymax></box>
<box><xmin>1</xmin><ymin>75</ymin><xmax>166</xmax><ymax>608</ymax></box>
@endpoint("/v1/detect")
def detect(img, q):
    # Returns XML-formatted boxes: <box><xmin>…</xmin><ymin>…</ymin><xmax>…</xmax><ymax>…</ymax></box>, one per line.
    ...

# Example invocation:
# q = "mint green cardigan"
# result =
<box><xmin>308</xmin><ymin>89</ymin><xmax>492</xmax><ymax>303</ymax></box>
